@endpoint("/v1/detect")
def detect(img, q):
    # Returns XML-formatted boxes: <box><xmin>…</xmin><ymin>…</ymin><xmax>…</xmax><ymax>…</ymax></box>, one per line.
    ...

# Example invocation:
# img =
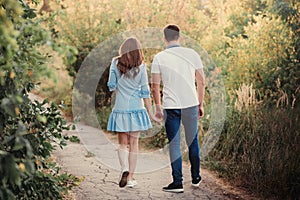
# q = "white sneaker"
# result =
<box><xmin>127</xmin><ymin>179</ymin><xmax>137</xmax><ymax>188</ymax></box>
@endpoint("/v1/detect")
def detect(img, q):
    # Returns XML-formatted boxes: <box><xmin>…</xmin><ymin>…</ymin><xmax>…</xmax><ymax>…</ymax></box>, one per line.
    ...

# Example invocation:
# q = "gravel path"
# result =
<box><xmin>53</xmin><ymin>124</ymin><xmax>257</xmax><ymax>200</ymax></box>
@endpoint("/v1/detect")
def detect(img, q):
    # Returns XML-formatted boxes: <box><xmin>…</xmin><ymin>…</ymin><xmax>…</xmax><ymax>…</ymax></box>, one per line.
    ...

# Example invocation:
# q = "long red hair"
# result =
<box><xmin>117</xmin><ymin>37</ymin><xmax>144</xmax><ymax>78</ymax></box>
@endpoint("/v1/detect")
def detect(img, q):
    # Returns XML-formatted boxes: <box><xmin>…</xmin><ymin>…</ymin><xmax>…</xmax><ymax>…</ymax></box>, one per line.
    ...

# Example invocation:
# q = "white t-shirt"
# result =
<box><xmin>151</xmin><ymin>46</ymin><xmax>203</xmax><ymax>109</ymax></box>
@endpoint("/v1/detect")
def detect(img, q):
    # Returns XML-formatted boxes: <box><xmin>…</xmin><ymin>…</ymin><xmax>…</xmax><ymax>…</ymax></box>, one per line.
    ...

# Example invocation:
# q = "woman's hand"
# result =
<box><xmin>143</xmin><ymin>98</ymin><xmax>163</xmax><ymax>124</ymax></box>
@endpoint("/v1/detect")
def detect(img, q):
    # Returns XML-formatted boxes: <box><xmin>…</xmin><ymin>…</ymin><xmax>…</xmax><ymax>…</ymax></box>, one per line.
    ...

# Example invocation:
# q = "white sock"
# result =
<box><xmin>117</xmin><ymin>147</ymin><xmax>128</xmax><ymax>171</ymax></box>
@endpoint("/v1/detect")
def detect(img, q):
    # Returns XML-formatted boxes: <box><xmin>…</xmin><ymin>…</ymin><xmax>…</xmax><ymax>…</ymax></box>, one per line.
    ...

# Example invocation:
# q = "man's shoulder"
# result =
<box><xmin>154</xmin><ymin>47</ymin><xmax>188</xmax><ymax>56</ymax></box>
<box><xmin>153</xmin><ymin>50</ymin><xmax>166</xmax><ymax>58</ymax></box>
<box><xmin>164</xmin><ymin>46</ymin><xmax>197</xmax><ymax>54</ymax></box>
<box><xmin>153</xmin><ymin>47</ymin><xmax>199</xmax><ymax>61</ymax></box>
<box><xmin>175</xmin><ymin>47</ymin><xmax>198</xmax><ymax>54</ymax></box>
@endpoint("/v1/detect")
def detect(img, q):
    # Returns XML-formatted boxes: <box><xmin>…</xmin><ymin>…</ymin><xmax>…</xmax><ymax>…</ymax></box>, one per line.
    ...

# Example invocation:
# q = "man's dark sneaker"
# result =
<box><xmin>119</xmin><ymin>171</ymin><xmax>129</xmax><ymax>188</ymax></box>
<box><xmin>191</xmin><ymin>176</ymin><xmax>202</xmax><ymax>187</ymax></box>
<box><xmin>162</xmin><ymin>182</ymin><xmax>184</xmax><ymax>193</ymax></box>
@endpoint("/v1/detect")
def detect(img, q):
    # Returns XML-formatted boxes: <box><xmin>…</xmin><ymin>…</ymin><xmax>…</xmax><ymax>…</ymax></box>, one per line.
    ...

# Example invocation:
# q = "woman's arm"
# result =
<box><xmin>143</xmin><ymin>98</ymin><xmax>162</xmax><ymax>123</ymax></box>
<box><xmin>107</xmin><ymin>59</ymin><xmax>118</xmax><ymax>91</ymax></box>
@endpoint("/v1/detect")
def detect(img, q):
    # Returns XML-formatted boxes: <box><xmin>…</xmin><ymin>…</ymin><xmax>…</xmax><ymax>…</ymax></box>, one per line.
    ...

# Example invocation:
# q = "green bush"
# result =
<box><xmin>0</xmin><ymin>0</ymin><xmax>78</xmax><ymax>199</ymax></box>
<box><xmin>202</xmin><ymin>1</ymin><xmax>300</xmax><ymax>198</ymax></box>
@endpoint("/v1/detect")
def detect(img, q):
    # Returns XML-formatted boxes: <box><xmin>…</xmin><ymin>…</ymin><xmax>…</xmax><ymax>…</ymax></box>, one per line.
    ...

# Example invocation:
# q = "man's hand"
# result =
<box><xmin>198</xmin><ymin>105</ymin><xmax>204</xmax><ymax>119</ymax></box>
<box><xmin>155</xmin><ymin>104</ymin><xmax>164</xmax><ymax>121</ymax></box>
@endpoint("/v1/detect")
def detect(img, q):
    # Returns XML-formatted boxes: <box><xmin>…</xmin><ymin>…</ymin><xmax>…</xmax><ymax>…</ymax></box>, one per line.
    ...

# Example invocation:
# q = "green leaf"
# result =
<box><xmin>1</xmin><ymin>98</ymin><xmax>16</xmax><ymax>117</ymax></box>
<box><xmin>60</xmin><ymin>140</ymin><xmax>67</xmax><ymax>147</ymax></box>
<box><xmin>24</xmin><ymin>160</ymin><xmax>35</xmax><ymax>174</ymax></box>
<box><xmin>16</xmin><ymin>121</ymin><xmax>27</xmax><ymax>136</ymax></box>
<box><xmin>4</xmin><ymin>155</ymin><xmax>22</xmax><ymax>186</ymax></box>
<box><xmin>12</xmin><ymin>142</ymin><xmax>24</xmax><ymax>152</ymax></box>
<box><xmin>37</xmin><ymin>115</ymin><xmax>47</xmax><ymax>124</ymax></box>
<box><xmin>0</xmin><ymin>150</ymin><xmax>8</xmax><ymax>156</ymax></box>
<box><xmin>68</xmin><ymin>136</ymin><xmax>80</xmax><ymax>143</ymax></box>
<box><xmin>15</xmin><ymin>95</ymin><xmax>23</xmax><ymax>104</ymax></box>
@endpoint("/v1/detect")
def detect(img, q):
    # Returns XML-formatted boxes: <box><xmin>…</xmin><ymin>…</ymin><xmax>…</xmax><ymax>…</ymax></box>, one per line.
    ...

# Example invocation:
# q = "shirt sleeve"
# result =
<box><xmin>107</xmin><ymin>58</ymin><xmax>118</xmax><ymax>92</ymax></box>
<box><xmin>140</xmin><ymin>64</ymin><xmax>150</xmax><ymax>98</ymax></box>
<box><xmin>151</xmin><ymin>56</ymin><xmax>161</xmax><ymax>74</ymax></box>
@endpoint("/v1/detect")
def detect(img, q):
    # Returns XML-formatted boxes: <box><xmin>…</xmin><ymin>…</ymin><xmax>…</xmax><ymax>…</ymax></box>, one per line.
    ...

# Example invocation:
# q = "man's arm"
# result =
<box><xmin>151</xmin><ymin>73</ymin><xmax>163</xmax><ymax>119</ymax></box>
<box><xmin>195</xmin><ymin>68</ymin><xmax>205</xmax><ymax>118</ymax></box>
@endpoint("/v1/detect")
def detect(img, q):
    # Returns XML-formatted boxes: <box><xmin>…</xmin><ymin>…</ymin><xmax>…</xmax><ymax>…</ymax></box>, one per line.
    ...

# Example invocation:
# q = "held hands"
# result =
<box><xmin>149</xmin><ymin>111</ymin><xmax>163</xmax><ymax>124</ymax></box>
<box><xmin>148</xmin><ymin>105</ymin><xmax>163</xmax><ymax>124</ymax></box>
<box><xmin>154</xmin><ymin>104</ymin><xmax>163</xmax><ymax>120</ymax></box>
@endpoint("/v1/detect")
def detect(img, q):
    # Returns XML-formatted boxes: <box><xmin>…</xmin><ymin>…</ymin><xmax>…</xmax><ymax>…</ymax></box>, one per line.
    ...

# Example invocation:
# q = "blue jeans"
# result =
<box><xmin>164</xmin><ymin>106</ymin><xmax>200</xmax><ymax>184</ymax></box>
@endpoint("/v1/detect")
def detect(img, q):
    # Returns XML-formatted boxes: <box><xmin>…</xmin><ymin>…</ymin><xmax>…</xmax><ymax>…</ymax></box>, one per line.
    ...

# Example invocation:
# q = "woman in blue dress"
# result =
<box><xmin>107</xmin><ymin>37</ymin><xmax>160</xmax><ymax>188</ymax></box>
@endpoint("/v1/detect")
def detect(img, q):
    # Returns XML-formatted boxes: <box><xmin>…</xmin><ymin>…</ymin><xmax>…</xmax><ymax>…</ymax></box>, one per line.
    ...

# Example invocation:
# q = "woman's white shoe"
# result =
<box><xmin>127</xmin><ymin>179</ymin><xmax>137</xmax><ymax>188</ymax></box>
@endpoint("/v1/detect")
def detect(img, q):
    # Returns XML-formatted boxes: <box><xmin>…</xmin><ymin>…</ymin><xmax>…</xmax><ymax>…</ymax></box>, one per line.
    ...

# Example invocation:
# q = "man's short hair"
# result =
<box><xmin>163</xmin><ymin>24</ymin><xmax>180</xmax><ymax>42</ymax></box>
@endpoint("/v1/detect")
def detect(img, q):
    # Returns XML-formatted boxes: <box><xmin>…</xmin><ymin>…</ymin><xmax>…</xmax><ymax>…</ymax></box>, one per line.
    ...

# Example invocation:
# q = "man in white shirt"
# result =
<box><xmin>151</xmin><ymin>24</ymin><xmax>205</xmax><ymax>193</ymax></box>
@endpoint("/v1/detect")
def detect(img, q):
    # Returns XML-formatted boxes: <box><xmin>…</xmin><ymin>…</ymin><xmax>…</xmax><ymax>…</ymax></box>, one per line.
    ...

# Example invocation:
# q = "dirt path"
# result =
<box><xmin>53</xmin><ymin>124</ymin><xmax>258</xmax><ymax>200</ymax></box>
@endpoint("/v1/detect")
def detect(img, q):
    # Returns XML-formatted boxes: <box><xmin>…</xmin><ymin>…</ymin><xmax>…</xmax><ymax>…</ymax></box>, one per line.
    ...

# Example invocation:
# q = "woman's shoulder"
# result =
<box><xmin>111</xmin><ymin>56</ymin><xmax>119</xmax><ymax>64</ymax></box>
<box><xmin>110</xmin><ymin>57</ymin><xmax>120</xmax><ymax>71</ymax></box>
<box><xmin>136</xmin><ymin>63</ymin><xmax>146</xmax><ymax>76</ymax></box>
<box><xmin>139</xmin><ymin>62</ymin><xmax>146</xmax><ymax>69</ymax></box>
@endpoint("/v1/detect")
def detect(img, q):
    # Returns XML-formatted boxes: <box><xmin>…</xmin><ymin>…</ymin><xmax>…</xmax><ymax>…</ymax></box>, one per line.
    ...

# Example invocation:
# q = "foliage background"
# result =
<box><xmin>1</xmin><ymin>0</ymin><xmax>299</xmax><ymax>199</ymax></box>
<box><xmin>43</xmin><ymin>0</ymin><xmax>300</xmax><ymax>198</ymax></box>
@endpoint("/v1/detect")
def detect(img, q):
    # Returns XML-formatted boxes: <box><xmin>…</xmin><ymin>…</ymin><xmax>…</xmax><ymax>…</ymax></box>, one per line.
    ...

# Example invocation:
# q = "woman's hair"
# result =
<box><xmin>117</xmin><ymin>37</ymin><xmax>144</xmax><ymax>78</ymax></box>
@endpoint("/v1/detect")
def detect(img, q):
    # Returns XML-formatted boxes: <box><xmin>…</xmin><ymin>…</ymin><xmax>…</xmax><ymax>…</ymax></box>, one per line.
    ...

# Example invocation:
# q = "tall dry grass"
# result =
<box><xmin>207</xmin><ymin>84</ymin><xmax>300</xmax><ymax>199</ymax></box>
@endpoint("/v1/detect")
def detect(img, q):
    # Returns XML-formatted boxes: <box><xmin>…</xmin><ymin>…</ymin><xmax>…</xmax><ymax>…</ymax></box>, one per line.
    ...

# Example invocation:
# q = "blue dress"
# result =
<box><xmin>107</xmin><ymin>58</ymin><xmax>152</xmax><ymax>132</ymax></box>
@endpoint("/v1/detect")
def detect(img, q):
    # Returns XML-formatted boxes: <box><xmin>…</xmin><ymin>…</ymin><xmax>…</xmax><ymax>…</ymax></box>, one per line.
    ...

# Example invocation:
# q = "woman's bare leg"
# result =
<box><xmin>128</xmin><ymin>131</ymin><xmax>140</xmax><ymax>180</ymax></box>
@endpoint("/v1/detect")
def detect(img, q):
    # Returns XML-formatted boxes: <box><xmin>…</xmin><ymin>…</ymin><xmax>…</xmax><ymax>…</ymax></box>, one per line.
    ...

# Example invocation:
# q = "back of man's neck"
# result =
<box><xmin>166</xmin><ymin>41</ymin><xmax>180</xmax><ymax>46</ymax></box>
